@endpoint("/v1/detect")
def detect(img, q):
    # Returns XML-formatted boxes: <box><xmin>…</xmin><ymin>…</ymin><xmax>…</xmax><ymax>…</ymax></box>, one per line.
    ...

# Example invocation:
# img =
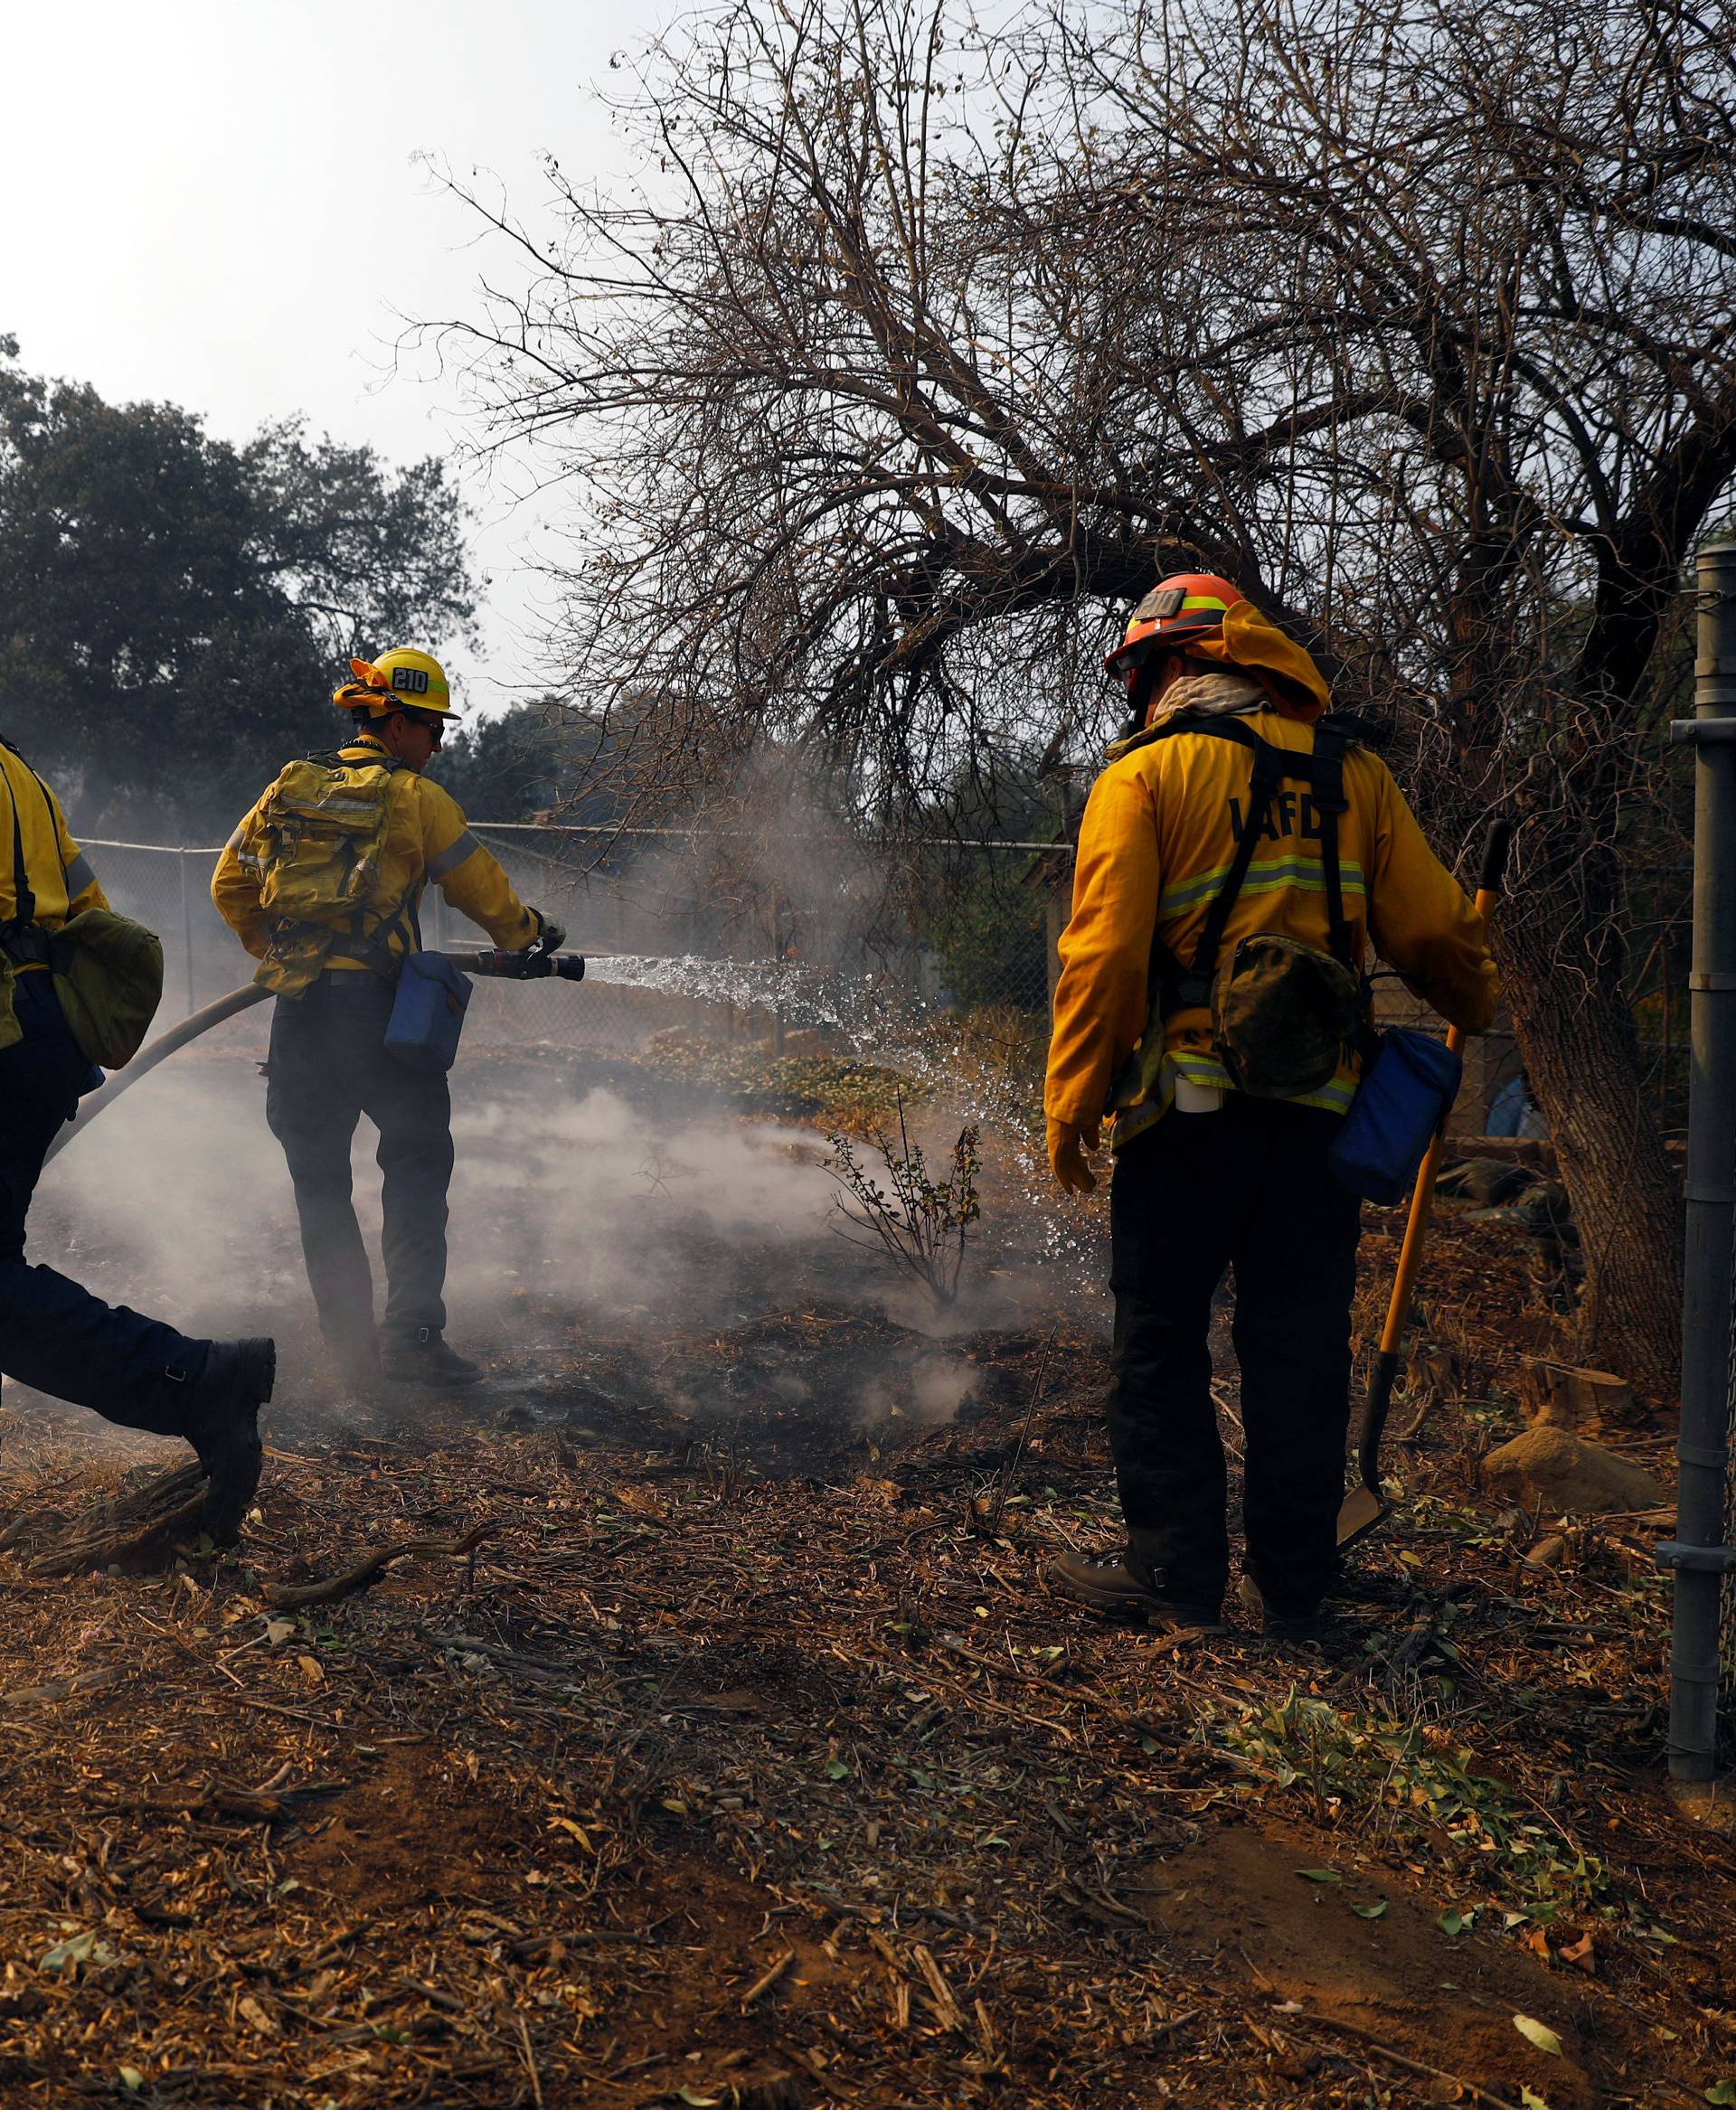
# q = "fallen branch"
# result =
<box><xmin>24</xmin><ymin>1462</ymin><xmax>208</xmax><ymax>1578</ymax></box>
<box><xmin>740</xmin><ymin>1949</ymin><xmax>795</xmax><ymax>2010</ymax></box>
<box><xmin>910</xmin><ymin>1943</ymin><xmax>967</xmax><ymax>2034</ymax></box>
<box><xmin>936</xmin><ymin>1633</ymin><xmax>1185</xmax><ymax>1747</ymax></box>
<box><xmin>1297</xmin><ymin>2012</ymin><xmax>1527</xmax><ymax>2110</ymax></box>
<box><xmin>99</xmin><ymin>1776</ymin><xmax>349</xmax><ymax>1823</ymax></box>
<box><xmin>266</xmin><ymin>1522</ymin><xmax>497</xmax><ymax>1609</ymax></box>
<box><xmin>0</xmin><ymin>1664</ymin><xmax>129</xmax><ymax>1710</ymax></box>
<box><xmin>426</xmin><ymin>1631</ymin><xmax>574</xmax><ymax>1683</ymax></box>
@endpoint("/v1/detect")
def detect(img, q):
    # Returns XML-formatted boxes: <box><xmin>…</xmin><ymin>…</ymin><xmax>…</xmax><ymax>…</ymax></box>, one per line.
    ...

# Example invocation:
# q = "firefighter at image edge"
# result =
<box><xmin>212</xmin><ymin>648</ymin><xmax>562</xmax><ymax>1391</ymax></box>
<box><xmin>1043</xmin><ymin>575</ymin><xmax>1498</xmax><ymax>1642</ymax></box>
<box><xmin>0</xmin><ymin>738</ymin><xmax>272</xmax><ymax>1540</ymax></box>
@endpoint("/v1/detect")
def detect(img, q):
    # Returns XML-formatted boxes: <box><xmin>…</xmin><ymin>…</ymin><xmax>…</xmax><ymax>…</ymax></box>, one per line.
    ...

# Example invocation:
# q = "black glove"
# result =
<box><xmin>529</xmin><ymin>909</ymin><xmax>566</xmax><ymax>954</ymax></box>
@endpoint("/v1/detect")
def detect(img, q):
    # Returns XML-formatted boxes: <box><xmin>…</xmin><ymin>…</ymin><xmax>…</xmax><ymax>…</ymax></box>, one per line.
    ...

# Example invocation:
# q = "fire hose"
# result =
<box><xmin>42</xmin><ymin>946</ymin><xmax>587</xmax><ymax>1168</ymax></box>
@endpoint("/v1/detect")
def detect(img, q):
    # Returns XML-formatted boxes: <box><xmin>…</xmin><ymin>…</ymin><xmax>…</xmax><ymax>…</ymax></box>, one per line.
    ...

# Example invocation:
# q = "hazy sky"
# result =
<box><xmin>0</xmin><ymin>0</ymin><xmax>675</xmax><ymax>717</ymax></box>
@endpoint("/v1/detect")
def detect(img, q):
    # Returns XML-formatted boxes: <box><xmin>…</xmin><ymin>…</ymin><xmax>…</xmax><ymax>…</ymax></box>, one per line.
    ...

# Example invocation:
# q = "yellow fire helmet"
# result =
<box><xmin>330</xmin><ymin>646</ymin><xmax>460</xmax><ymax>718</ymax></box>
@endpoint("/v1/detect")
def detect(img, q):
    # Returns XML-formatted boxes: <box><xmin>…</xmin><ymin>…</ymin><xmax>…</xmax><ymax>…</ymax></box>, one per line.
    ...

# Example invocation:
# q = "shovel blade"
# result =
<box><xmin>1335</xmin><ymin>1482</ymin><xmax>1391</xmax><ymax>1550</ymax></box>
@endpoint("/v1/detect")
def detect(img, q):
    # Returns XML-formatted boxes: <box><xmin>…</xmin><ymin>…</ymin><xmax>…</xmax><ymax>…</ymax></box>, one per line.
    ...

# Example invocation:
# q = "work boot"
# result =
<box><xmin>1238</xmin><ymin>1577</ymin><xmax>1328</xmax><ymax>1644</ymax></box>
<box><xmin>184</xmin><ymin>1338</ymin><xmax>275</xmax><ymax>1546</ymax></box>
<box><xmin>1045</xmin><ymin>1548</ymin><xmax>1226</xmax><ymax>1632</ymax></box>
<box><xmin>381</xmin><ymin>1327</ymin><xmax>483</xmax><ymax>1389</ymax></box>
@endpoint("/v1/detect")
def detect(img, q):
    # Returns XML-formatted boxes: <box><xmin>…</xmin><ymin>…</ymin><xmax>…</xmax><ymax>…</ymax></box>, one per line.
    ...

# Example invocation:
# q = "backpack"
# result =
<box><xmin>250</xmin><ymin>753</ymin><xmax>416</xmax><ymax>993</ymax></box>
<box><xmin>1144</xmin><ymin>714</ymin><xmax>1371</xmax><ymax>1101</ymax></box>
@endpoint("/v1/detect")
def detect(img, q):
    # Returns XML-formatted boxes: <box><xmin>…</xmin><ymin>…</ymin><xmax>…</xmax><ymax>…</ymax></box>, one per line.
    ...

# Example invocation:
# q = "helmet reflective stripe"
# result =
<box><xmin>1105</xmin><ymin>570</ymin><xmax>1247</xmax><ymax>684</ymax></box>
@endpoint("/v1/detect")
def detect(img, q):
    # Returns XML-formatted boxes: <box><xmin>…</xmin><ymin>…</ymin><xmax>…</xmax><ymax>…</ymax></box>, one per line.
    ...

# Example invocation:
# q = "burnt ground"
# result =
<box><xmin>0</xmin><ymin>1041</ymin><xmax>1731</xmax><ymax>2108</ymax></box>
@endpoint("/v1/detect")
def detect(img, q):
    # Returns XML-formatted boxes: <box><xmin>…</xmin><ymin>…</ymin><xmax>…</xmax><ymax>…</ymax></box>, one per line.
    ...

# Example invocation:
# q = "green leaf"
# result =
<box><xmin>1513</xmin><ymin>2014</ymin><xmax>1564</xmax><ymax>2058</ymax></box>
<box><xmin>1352</xmin><ymin>1901</ymin><xmax>1388</xmax><ymax>1919</ymax></box>
<box><xmin>118</xmin><ymin>2070</ymin><xmax>145</xmax><ymax>2095</ymax></box>
<box><xmin>1296</xmin><ymin>1868</ymin><xmax>1341</xmax><ymax>1883</ymax></box>
<box><xmin>1438</xmin><ymin>1910</ymin><xmax>1471</xmax><ymax>1936</ymax></box>
<box><xmin>679</xmin><ymin>2091</ymin><xmax>722</xmax><ymax>2107</ymax></box>
<box><xmin>1521</xmin><ymin>2090</ymin><xmax>1552</xmax><ymax>2109</ymax></box>
<box><xmin>824</xmin><ymin>1759</ymin><xmax>850</xmax><ymax>1781</ymax></box>
<box><xmin>40</xmin><ymin>1931</ymin><xmax>108</xmax><ymax>1971</ymax></box>
<box><xmin>1703</xmin><ymin>2085</ymin><xmax>1736</xmax><ymax>2105</ymax></box>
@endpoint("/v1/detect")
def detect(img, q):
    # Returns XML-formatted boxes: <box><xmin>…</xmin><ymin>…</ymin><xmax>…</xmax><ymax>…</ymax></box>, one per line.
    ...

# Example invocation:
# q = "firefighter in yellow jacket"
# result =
<box><xmin>1</xmin><ymin>737</ymin><xmax>272</xmax><ymax>1539</ymax></box>
<box><xmin>1044</xmin><ymin>575</ymin><xmax>1495</xmax><ymax>1640</ymax></box>
<box><xmin>213</xmin><ymin>649</ymin><xmax>560</xmax><ymax>1389</ymax></box>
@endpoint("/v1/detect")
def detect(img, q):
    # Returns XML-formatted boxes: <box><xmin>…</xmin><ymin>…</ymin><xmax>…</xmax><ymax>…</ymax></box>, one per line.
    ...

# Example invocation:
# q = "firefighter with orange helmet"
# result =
<box><xmin>213</xmin><ymin>649</ymin><xmax>561</xmax><ymax>1392</ymax></box>
<box><xmin>1043</xmin><ymin>572</ymin><xmax>1495</xmax><ymax>1639</ymax></box>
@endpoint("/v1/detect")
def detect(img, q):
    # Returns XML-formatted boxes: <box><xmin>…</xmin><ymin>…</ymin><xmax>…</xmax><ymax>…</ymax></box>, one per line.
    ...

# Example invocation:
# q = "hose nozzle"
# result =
<box><xmin>465</xmin><ymin>948</ymin><xmax>586</xmax><ymax>983</ymax></box>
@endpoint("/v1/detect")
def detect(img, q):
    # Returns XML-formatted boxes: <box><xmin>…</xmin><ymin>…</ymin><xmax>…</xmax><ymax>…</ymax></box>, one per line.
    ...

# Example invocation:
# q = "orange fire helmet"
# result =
<box><xmin>1103</xmin><ymin>572</ymin><xmax>1246</xmax><ymax>685</ymax></box>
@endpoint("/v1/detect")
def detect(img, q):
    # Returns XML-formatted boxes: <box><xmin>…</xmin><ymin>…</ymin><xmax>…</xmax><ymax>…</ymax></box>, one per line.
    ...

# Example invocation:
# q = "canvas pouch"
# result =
<box><xmin>1209</xmin><ymin>933</ymin><xmax>1363</xmax><ymax>1099</ymax></box>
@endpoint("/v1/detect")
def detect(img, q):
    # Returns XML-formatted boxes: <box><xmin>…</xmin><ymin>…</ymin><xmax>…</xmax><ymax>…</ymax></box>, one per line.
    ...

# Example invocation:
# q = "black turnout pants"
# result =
<box><xmin>266</xmin><ymin>975</ymin><xmax>454</xmax><ymax>1357</ymax></box>
<box><xmin>1108</xmin><ymin>1096</ymin><xmax>1361</xmax><ymax>1617</ymax></box>
<box><xmin>0</xmin><ymin>975</ymin><xmax>210</xmax><ymax>1429</ymax></box>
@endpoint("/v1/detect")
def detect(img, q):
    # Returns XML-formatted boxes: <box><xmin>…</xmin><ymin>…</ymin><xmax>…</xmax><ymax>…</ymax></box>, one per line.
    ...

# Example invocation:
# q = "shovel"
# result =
<box><xmin>1336</xmin><ymin>818</ymin><xmax>1514</xmax><ymax>1550</ymax></box>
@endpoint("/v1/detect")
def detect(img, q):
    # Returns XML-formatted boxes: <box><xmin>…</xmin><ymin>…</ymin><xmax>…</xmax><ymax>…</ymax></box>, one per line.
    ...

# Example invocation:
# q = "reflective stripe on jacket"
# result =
<box><xmin>0</xmin><ymin>742</ymin><xmax>108</xmax><ymax>962</ymax></box>
<box><xmin>1044</xmin><ymin>708</ymin><xmax>1498</xmax><ymax>1143</ymax></box>
<box><xmin>212</xmin><ymin>735</ymin><xmax>538</xmax><ymax>984</ymax></box>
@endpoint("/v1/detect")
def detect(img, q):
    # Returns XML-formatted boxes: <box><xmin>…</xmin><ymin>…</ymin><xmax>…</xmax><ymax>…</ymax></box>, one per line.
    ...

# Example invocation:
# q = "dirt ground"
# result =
<box><xmin>0</xmin><ymin>1042</ymin><xmax>1731</xmax><ymax>2108</ymax></box>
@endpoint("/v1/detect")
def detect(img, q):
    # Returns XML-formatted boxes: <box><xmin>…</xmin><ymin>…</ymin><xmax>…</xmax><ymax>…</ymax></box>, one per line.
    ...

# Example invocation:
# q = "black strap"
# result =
<box><xmin>308</xmin><ymin>744</ymin><xmax>405</xmax><ymax>773</ymax></box>
<box><xmin>1178</xmin><ymin>735</ymin><xmax>1288</xmax><ymax>1003</ymax></box>
<box><xmin>1141</xmin><ymin>711</ymin><xmax>1362</xmax><ymax>1009</ymax></box>
<box><xmin>1</xmin><ymin>739</ymin><xmax>38</xmax><ymax>940</ymax></box>
<box><xmin>5</xmin><ymin>768</ymin><xmax>32</xmax><ymax>932</ymax></box>
<box><xmin>1310</xmin><ymin>723</ymin><xmax>1354</xmax><ymax>972</ymax></box>
<box><xmin>340</xmin><ymin>888</ymin><xmax>420</xmax><ymax>982</ymax></box>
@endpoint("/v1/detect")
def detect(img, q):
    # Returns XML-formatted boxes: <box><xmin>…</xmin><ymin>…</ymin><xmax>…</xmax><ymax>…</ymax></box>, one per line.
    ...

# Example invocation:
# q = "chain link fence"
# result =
<box><xmin>78</xmin><ymin>827</ymin><xmax>1068</xmax><ymax>1065</ymax></box>
<box><xmin>82</xmin><ymin>826</ymin><xmax>1524</xmax><ymax>1127</ymax></box>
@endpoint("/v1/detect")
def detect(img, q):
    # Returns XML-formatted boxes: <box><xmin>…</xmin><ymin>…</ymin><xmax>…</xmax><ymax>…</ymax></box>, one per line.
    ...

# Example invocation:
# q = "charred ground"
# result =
<box><xmin>0</xmin><ymin>1044</ymin><xmax>1729</xmax><ymax>2109</ymax></box>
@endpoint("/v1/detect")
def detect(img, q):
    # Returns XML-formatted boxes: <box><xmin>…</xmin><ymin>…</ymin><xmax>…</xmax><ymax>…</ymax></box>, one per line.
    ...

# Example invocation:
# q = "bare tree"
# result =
<box><xmin>1043</xmin><ymin>0</ymin><xmax>1736</xmax><ymax>1398</ymax></box>
<box><xmin>431</xmin><ymin>0</ymin><xmax>1736</xmax><ymax>1395</ymax></box>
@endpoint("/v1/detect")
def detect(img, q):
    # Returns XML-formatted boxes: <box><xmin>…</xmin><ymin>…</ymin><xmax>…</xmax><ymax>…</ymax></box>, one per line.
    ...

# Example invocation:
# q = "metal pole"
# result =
<box><xmin>178</xmin><ymin>849</ymin><xmax>196</xmax><ymax>1019</ymax></box>
<box><xmin>1661</xmin><ymin>533</ymin><xmax>1736</xmax><ymax>1782</ymax></box>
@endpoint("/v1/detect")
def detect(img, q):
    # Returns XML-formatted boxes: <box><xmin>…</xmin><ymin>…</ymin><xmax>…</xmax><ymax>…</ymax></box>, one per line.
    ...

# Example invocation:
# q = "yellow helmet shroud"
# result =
<box><xmin>331</xmin><ymin>647</ymin><xmax>461</xmax><ymax>719</ymax></box>
<box><xmin>1190</xmin><ymin>600</ymin><xmax>1332</xmax><ymax>720</ymax></box>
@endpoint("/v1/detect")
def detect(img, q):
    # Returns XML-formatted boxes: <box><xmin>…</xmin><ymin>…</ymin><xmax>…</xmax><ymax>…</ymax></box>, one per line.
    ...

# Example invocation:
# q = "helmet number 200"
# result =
<box><xmin>392</xmin><ymin>667</ymin><xmax>430</xmax><ymax>694</ymax></box>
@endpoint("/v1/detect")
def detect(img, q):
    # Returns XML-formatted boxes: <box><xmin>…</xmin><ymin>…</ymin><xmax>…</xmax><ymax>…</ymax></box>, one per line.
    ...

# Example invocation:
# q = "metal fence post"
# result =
<box><xmin>1662</xmin><ymin>532</ymin><xmax>1736</xmax><ymax>1782</ymax></box>
<box><xmin>178</xmin><ymin>849</ymin><xmax>195</xmax><ymax>1019</ymax></box>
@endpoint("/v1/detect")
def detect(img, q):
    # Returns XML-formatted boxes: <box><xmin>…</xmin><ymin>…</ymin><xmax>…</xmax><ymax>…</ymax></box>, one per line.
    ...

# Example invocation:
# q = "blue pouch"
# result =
<box><xmin>384</xmin><ymin>950</ymin><xmax>471</xmax><ymax>1074</ymax></box>
<box><xmin>1329</xmin><ymin>1027</ymin><xmax>1462</xmax><ymax>1203</ymax></box>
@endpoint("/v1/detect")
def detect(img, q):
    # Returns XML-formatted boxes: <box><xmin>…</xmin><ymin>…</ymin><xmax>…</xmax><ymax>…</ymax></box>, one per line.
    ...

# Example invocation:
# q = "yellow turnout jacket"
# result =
<box><xmin>1046</xmin><ymin>697</ymin><xmax>1497</xmax><ymax>1147</ymax></box>
<box><xmin>1</xmin><ymin>740</ymin><xmax>108</xmax><ymax>957</ymax></box>
<box><xmin>212</xmin><ymin>733</ymin><xmax>538</xmax><ymax>994</ymax></box>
